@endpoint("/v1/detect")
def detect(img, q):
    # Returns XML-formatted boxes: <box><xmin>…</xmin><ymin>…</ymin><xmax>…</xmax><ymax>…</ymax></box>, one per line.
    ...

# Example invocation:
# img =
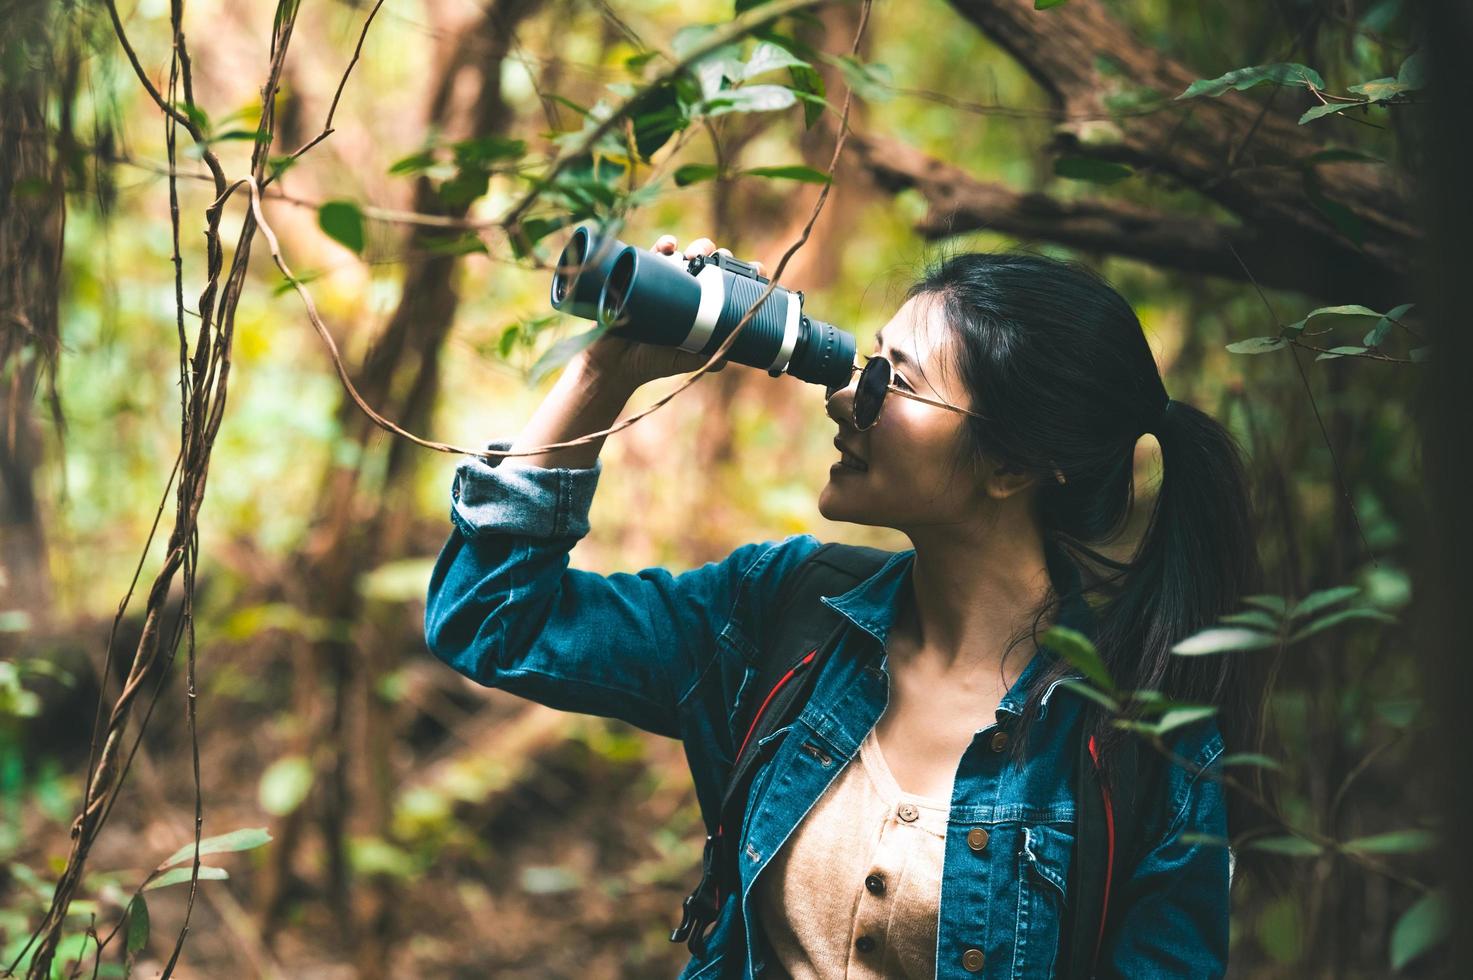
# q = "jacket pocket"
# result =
<box><xmin>1013</xmin><ymin>823</ymin><xmax>1074</xmax><ymax>980</ymax></box>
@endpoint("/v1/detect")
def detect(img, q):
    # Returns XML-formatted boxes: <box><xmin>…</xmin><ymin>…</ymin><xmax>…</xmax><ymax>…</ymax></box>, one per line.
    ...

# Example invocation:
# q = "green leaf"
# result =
<box><xmin>210</xmin><ymin>130</ymin><xmax>274</xmax><ymax>143</ymax></box>
<box><xmin>1300</xmin><ymin>101</ymin><xmax>1359</xmax><ymax>124</ymax></box>
<box><xmin>1153</xmin><ymin>706</ymin><xmax>1219</xmax><ymax>735</ymax></box>
<box><xmin>1177</xmin><ymin>63</ymin><xmax>1325</xmax><ymax>100</ymax></box>
<box><xmin>259</xmin><ymin>756</ymin><xmax>313</xmax><ymax>816</ymax></box>
<box><xmin>1315</xmin><ymin>346</ymin><xmax>1368</xmax><ymax>361</ymax></box>
<box><xmin>450</xmin><ymin>135</ymin><xmax>527</xmax><ymax>168</ymax></box>
<box><xmin>674</xmin><ymin>163</ymin><xmax>720</xmax><ymax>187</ymax></box>
<box><xmin>1244</xmin><ymin>835</ymin><xmax>1323</xmax><ymax>857</ymax></box>
<box><xmin>699</xmin><ymin>84</ymin><xmax>797</xmax><ymax>117</ymax></box>
<box><xmin>1225</xmin><ymin>336</ymin><xmax>1287</xmax><ymax>354</ymax></box>
<box><xmin>162</xmin><ymin>827</ymin><xmax>273</xmax><ymax>869</ymax></box>
<box><xmin>1296</xmin><ymin>583</ymin><xmax>1361</xmax><ymax>616</ymax></box>
<box><xmin>1179</xmin><ymin>832</ymin><xmax>1231</xmax><ymax>847</ymax></box>
<box><xmin>1390</xmin><ymin>891</ymin><xmax>1449</xmax><ymax>971</ymax></box>
<box><xmin>1035</xmin><ymin>0</ymin><xmax>1071</xmax><ymax>8</ymax></box>
<box><xmin>1287</xmin><ymin>606</ymin><xmax>1397</xmax><ymax>644</ymax></box>
<box><xmin>741</xmin><ymin>164</ymin><xmax>831</xmax><ymax>184</ymax></box>
<box><xmin>317</xmin><ymin>200</ymin><xmax>365</xmax><ymax>254</ymax></box>
<box><xmin>143</xmin><ymin>866</ymin><xmax>229</xmax><ymax>891</ymax></box>
<box><xmin>1055</xmin><ymin>678</ymin><xmax>1120</xmax><ymax>713</ymax></box>
<box><xmin>388</xmin><ymin>149</ymin><xmax>438</xmax><ymax>176</ymax></box>
<box><xmin>787</xmin><ymin>63</ymin><xmax>827</xmax><ymax>128</ymax></box>
<box><xmin>1283</xmin><ymin>304</ymin><xmax>1381</xmax><ymax>338</ymax></box>
<box><xmin>126</xmin><ymin>895</ymin><xmax>150</xmax><ymax>955</ymax></box>
<box><xmin>1410</xmin><ymin>346</ymin><xmax>1430</xmax><ymax>363</ymax></box>
<box><xmin>1219</xmin><ymin>610</ymin><xmax>1281</xmax><ymax>631</ymax></box>
<box><xmin>1053</xmin><ymin>156</ymin><xmax>1133</xmax><ymax>184</ymax></box>
<box><xmin>1172</xmin><ymin>627</ymin><xmax>1278</xmax><ymax>655</ymax></box>
<box><xmin>1374</xmin><ymin>698</ymin><xmax>1420</xmax><ymax>728</ymax></box>
<box><xmin>624</xmin><ymin>49</ymin><xmax>660</xmax><ymax>73</ymax></box>
<box><xmin>1219</xmin><ymin>752</ymin><xmax>1283</xmax><ymax>771</ymax></box>
<box><xmin>627</xmin><ymin>82</ymin><xmax>685</xmax><ymax>161</ymax></box>
<box><xmin>172</xmin><ymin>100</ymin><xmax>211</xmax><ymax>134</ymax></box>
<box><xmin>1363</xmin><ymin>303</ymin><xmax>1414</xmax><ymax>347</ymax></box>
<box><xmin>1342</xmin><ymin>829</ymin><xmax>1436</xmax><ymax>855</ymax></box>
<box><xmin>1243</xmin><ymin>595</ymin><xmax>1289</xmax><ymax>615</ymax></box>
<box><xmin>1347</xmin><ymin>76</ymin><xmax>1406</xmax><ymax>102</ymax></box>
<box><xmin>1397</xmin><ymin>52</ymin><xmax>1428</xmax><ymax>91</ymax></box>
<box><xmin>742</xmin><ymin>41</ymin><xmax>809</xmax><ymax>80</ymax></box>
<box><xmin>1040</xmin><ymin>625</ymin><xmax>1115</xmax><ymax>692</ymax></box>
<box><xmin>438</xmin><ymin>167</ymin><xmax>490</xmax><ymax>208</ymax></box>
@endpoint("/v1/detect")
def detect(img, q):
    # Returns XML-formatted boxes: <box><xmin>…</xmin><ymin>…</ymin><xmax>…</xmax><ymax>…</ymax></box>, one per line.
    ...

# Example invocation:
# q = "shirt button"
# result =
<box><xmin>967</xmin><ymin>827</ymin><xmax>990</xmax><ymax>851</ymax></box>
<box><xmin>856</xmin><ymin>935</ymin><xmax>876</xmax><ymax>953</ymax></box>
<box><xmin>962</xmin><ymin>947</ymin><xmax>986</xmax><ymax>972</ymax></box>
<box><xmin>865</xmin><ymin>872</ymin><xmax>886</xmax><ymax>895</ymax></box>
<box><xmin>897</xmin><ymin>803</ymin><xmax>919</xmax><ymax>822</ymax></box>
<box><xmin>990</xmin><ymin>730</ymin><xmax>1010</xmax><ymax>753</ymax></box>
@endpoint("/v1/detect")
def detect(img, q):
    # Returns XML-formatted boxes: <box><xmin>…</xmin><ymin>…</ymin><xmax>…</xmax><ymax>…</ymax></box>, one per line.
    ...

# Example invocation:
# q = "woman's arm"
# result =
<box><xmin>1099</xmin><ymin>727</ymin><xmax>1231</xmax><ymax>979</ymax></box>
<box><xmin>423</xmin><ymin>350</ymin><xmax>822</xmax><ymax>741</ymax></box>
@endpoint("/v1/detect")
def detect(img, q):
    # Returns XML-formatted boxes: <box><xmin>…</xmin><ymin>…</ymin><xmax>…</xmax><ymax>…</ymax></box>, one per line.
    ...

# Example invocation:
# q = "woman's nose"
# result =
<box><xmin>824</xmin><ymin>364</ymin><xmax>861</xmax><ymax>424</ymax></box>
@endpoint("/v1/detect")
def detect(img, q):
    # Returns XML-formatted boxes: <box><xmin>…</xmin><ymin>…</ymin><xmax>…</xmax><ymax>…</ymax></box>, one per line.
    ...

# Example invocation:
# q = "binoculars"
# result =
<box><xmin>549</xmin><ymin>224</ymin><xmax>856</xmax><ymax>390</ymax></box>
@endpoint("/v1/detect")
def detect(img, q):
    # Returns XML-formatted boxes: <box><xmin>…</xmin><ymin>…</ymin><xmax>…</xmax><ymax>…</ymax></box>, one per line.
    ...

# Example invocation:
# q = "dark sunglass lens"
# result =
<box><xmin>854</xmin><ymin>357</ymin><xmax>889</xmax><ymax>429</ymax></box>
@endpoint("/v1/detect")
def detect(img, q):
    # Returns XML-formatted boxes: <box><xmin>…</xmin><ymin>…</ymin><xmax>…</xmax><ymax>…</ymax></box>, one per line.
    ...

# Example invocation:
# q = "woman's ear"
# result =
<box><xmin>984</xmin><ymin>461</ymin><xmax>1039</xmax><ymax>500</ymax></box>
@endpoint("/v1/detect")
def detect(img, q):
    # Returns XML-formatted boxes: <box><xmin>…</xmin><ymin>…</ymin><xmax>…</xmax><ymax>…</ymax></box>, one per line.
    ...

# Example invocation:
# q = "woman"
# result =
<box><xmin>425</xmin><ymin>233</ymin><xmax>1271</xmax><ymax>978</ymax></box>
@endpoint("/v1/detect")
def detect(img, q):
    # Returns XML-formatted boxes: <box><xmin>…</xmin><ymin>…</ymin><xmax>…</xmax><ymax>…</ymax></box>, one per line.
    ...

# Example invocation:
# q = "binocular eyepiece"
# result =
<box><xmin>549</xmin><ymin>224</ymin><xmax>855</xmax><ymax>390</ymax></box>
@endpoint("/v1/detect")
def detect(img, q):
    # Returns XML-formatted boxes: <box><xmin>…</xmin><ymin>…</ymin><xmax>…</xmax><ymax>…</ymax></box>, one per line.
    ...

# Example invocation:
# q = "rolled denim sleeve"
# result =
<box><xmin>1101</xmin><ymin>726</ymin><xmax>1229</xmax><ymax>979</ymax></box>
<box><xmin>424</xmin><ymin>439</ymin><xmax>823</xmax><ymax>741</ymax></box>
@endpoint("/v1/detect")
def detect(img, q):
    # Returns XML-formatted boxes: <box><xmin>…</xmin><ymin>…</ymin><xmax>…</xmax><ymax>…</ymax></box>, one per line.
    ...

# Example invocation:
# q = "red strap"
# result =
<box><xmin>715</xmin><ymin>648</ymin><xmax>819</xmax><ymax>907</ymax></box>
<box><xmin>1087</xmin><ymin>734</ymin><xmax>1116</xmax><ymax>971</ymax></box>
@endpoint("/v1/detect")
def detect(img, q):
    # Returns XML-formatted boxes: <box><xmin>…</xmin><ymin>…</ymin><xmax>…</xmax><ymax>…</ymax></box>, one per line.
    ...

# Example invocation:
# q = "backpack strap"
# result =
<box><xmin>1063</xmin><ymin>706</ymin><xmax>1169</xmax><ymax>978</ymax></box>
<box><xmin>670</xmin><ymin>541</ymin><xmax>894</xmax><ymax>956</ymax></box>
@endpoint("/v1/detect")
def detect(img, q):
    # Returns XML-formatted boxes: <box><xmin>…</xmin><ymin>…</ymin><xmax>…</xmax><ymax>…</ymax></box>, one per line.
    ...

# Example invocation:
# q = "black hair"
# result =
<box><xmin>904</xmin><ymin>246</ymin><xmax>1281</xmax><ymax>892</ymax></box>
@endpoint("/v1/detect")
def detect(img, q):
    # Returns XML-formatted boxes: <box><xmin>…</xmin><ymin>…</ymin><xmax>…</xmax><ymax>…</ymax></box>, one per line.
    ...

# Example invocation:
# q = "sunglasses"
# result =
<box><xmin>826</xmin><ymin>355</ymin><xmax>988</xmax><ymax>431</ymax></box>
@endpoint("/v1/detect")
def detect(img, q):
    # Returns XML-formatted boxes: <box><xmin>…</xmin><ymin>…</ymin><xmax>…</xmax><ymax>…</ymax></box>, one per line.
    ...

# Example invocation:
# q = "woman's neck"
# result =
<box><xmin>894</xmin><ymin>516</ymin><xmax>1055</xmax><ymax>677</ymax></box>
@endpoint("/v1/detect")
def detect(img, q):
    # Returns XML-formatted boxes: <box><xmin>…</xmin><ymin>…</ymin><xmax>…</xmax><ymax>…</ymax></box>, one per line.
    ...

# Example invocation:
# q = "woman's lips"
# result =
<box><xmin>832</xmin><ymin>451</ymin><xmax>868</xmax><ymax>473</ymax></box>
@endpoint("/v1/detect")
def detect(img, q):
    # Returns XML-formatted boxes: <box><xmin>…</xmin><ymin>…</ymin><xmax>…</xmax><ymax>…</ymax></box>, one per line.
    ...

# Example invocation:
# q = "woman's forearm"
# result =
<box><xmin>506</xmin><ymin>353</ymin><xmax>639</xmax><ymax>470</ymax></box>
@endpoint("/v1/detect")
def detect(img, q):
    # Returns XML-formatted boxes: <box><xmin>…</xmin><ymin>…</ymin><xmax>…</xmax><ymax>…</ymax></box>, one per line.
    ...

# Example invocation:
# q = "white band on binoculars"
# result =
<box><xmin>767</xmin><ymin>291</ymin><xmax>801</xmax><ymax>374</ymax></box>
<box><xmin>678</xmin><ymin>264</ymin><xmax>726</xmax><ymax>354</ymax></box>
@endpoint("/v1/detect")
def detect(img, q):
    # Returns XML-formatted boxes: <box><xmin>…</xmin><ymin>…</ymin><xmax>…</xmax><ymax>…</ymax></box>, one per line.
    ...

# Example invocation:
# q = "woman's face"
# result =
<box><xmin>820</xmin><ymin>294</ymin><xmax>1003</xmax><ymax>532</ymax></box>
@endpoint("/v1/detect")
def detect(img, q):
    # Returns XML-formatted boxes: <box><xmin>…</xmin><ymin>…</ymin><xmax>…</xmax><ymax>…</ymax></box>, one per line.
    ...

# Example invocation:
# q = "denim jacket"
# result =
<box><xmin>423</xmin><ymin>441</ymin><xmax>1230</xmax><ymax>979</ymax></box>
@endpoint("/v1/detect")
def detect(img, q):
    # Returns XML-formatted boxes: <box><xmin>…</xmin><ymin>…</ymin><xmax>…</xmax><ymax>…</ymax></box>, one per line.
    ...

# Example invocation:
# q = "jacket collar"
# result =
<box><xmin>818</xmin><ymin>537</ymin><xmax>1098</xmax><ymax>721</ymax></box>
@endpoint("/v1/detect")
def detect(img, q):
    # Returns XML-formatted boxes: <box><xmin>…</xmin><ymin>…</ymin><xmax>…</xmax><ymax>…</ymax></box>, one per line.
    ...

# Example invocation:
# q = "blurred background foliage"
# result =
<box><xmin>0</xmin><ymin>0</ymin><xmax>1441</xmax><ymax>975</ymax></box>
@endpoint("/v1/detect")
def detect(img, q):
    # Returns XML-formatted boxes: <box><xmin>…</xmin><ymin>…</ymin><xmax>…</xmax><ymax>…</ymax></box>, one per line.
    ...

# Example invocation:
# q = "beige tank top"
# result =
<box><xmin>753</xmin><ymin>727</ymin><xmax>951</xmax><ymax>979</ymax></box>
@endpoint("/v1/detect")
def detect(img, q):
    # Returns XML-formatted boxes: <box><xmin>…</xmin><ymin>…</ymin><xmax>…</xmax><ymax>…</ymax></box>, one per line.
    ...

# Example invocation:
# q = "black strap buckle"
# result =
<box><xmin>670</xmin><ymin>832</ymin><xmax>723</xmax><ymax>955</ymax></box>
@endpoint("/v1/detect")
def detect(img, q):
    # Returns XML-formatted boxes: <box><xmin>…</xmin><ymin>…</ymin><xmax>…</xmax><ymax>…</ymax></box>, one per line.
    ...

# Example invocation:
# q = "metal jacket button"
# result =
<box><xmin>856</xmin><ymin>935</ymin><xmax>876</xmax><ymax>953</ymax></box>
<box><xmin>966</xmin><ymin>827</ymin><xmax>990</xmax><ymax>851</ymax></box>
<box><xmin>990</xmin><ymin>730</ymin><xmax>1010</xmax><ymax>753</ymax></box>
<box><xmin>897</xmin><ymin>803</ymin><xmax>919</xmax><ymax>822</ymax></box>
<box><xmin>962</xmin><ymin>947</ymin><xmax>985</xmax><ymax>972</ymax></box>
<box><xmin>865</xmin><ymin>872</ymin><xmax>886</xmax><ymax>895</ymax></box>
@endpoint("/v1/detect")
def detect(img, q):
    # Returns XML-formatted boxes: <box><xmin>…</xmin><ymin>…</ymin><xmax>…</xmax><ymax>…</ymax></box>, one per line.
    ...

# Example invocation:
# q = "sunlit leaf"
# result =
<box><xmin>741</xmin><ymin>164</ymin><xmax>831</xmax><ymax>184</ymax></box>
<box><xmin>1287</xmin><ymin>606</ymin><xmax>1397</xmax><ymax>644</ymax></box>
<box><xmin>1055</xmin><ymin>678</ymin><xmax>1120</xmax><ymax>713</ymax></box>
<box><xmin>259</xmin><ymin>756</ymin><xmax>313</xmax><ymax>816</ymax></box>
<box><xmin>143</xmin><ymin>866</ymin><xmax>229</xmax><ymax>891</ymax></box>
<box><xmin>1172</xmin><ymin>627</ymin><xmax>1278</xmax><ymax>655</ymax></box>
<box><xmin>1053</xmin><ymin>157</ymin><xmax>1133</xmax><ymax>184</ymax></box>
<box><xmin>161</xmin><ymin>827</ymin><xmax>272</xmax><ymax>869</ymax></box>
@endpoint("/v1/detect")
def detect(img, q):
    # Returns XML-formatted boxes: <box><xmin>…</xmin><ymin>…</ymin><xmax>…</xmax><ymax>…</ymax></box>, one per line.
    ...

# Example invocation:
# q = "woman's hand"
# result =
<box><xmin>583</xmin><ymin>235</ymin><xmax>766</xmax><ymax>390</ymax></box>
